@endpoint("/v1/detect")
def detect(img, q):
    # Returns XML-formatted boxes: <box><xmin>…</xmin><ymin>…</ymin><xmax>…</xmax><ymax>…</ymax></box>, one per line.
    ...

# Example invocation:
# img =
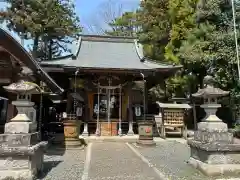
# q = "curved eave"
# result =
<box><xmin>62</xmin><ymin>66</ymin><xmax>156</xmax><ymax>76</ymax></box>
<box><xmin>0</xmin><ymin>28</ymin><xmax>64</xmax><ymax>94</ymax></box>
<box><xmin>41</xmin><ymin>61</ymin><xmax>182</xmax><ymax>75</ymax></box>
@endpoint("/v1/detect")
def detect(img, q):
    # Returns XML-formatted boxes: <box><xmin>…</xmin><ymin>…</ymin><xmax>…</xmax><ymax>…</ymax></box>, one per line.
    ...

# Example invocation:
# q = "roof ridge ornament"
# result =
<box><xmin>134</xmin><ymin>39</ymin><xmax>144</xmax><ymax>61</ymax></box>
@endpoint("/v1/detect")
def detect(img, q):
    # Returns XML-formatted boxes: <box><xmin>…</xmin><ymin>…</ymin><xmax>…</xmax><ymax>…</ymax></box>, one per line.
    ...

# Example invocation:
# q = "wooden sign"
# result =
<box><xmin>70</xmin><ymin>79</ymin><xmax>84</xmax><ymax>88</ymax></box>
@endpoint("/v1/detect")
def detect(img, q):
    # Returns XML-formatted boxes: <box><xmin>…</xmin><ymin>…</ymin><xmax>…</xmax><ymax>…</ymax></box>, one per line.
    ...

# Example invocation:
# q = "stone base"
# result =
<box><xmin>136</xmin><ymin>139</ymin><xmax>156</xmax><ymax>146</ymax></box>
<box><xmin>198</xmin><ymin>121</ymin><xmax>228</xmax><ymax>132</ymax></box>
<box><xmin>127</xmin><ymin>131</ymin><xmax>134</xmax><ymax>136</ymax></box>
<box><xmin>5</xmin><ymin>121</ymin><xmax>36</xmax><ymax>134</ymax></box>
<box><xmin>188</xmin><ymin>157</ymin><xmax>240</xmax><ymax>176</ymax></box>
<box><xmin>194</xmin><ymin>130</ymin><xmax>233</xmax><ymax>143</ymax></box>
<box><xmin>0</xmin><ymin>141</ymin><xmax>46</xmax><ymax>180</ymax></box>
<box><xmin>64</xmin><ymin>138</ymin><xmax>82</xmax><ymax>147</ymax></box>
<box><xmin>188</xmin><ymin>139</ymin><xmax>240</xmax><ymax>176</ymax></box>
<box><xmin>81</xmin><ymin>131</ymin><xmax>89</xmax><ymax>136</ymax></box>
<box><xmin>0</xmin><ymin>169</ymin><xmax>34</xmax><ymax>180</ymax></box>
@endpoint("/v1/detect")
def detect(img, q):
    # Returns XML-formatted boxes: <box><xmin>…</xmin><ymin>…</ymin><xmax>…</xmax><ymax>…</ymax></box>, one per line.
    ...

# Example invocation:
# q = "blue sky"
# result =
<box><xmin>0</xmin><ymin>0</ymin><xmax>140</xmax><ymax>49</ymax></box>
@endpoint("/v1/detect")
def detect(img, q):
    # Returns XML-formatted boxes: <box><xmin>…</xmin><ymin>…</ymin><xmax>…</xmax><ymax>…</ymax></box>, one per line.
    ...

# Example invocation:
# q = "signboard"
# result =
<box><xmin>135</xmin><ymin>106</ymin><xmax>141</xmax><ymax>117</ymax></box>
<box><xmin>70</xmin><ymin>79</ymin><xmax>84</xmax><ymax>88</ymax></box>
<box><xmin>138</xmin><ymin>125</ymin><xmax>153</xmax><ymax>136</ymax></box>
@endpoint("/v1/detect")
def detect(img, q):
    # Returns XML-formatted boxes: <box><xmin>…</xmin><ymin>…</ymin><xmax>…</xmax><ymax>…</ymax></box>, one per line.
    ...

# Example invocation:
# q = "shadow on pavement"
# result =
<box><xmin>45</xmin><ymin>146</ymin><xmax>66</xmax><ymax>156</ymax></box>
<box><xmin>38</xmin><ymin>160</ymin><xmax>62</xmax><ymax>179</ymax></box>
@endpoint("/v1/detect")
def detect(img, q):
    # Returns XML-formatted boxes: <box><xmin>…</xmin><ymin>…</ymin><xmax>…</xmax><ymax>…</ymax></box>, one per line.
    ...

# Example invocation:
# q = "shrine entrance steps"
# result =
<box><xmin>79</xmin><ymin>135</ymin><xmax>139</xmax><ymax>143</ymax></box>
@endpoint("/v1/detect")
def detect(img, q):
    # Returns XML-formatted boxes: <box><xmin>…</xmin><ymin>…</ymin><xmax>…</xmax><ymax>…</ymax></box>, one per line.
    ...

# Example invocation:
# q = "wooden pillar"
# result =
<box><xmin>122</xmin><ymin>88</ymin><xmax>128</xmax><ymax>121</ymax></box>
<box><xmin>118</xmin><ymin>85</ymin><xmax>122</xmax><ymax>136</ymax></box>
<box><xmin>81</xmin><ymin>92</ymin><xmax>91</xmax><ymax>136</ymax></box>
<box><xmin>66</xmin><ymin>92</ymin><xmax>72</xmax><ymax>114</ymax></box>
<box><xmin>127</xmin><ymin>85</ymin><xmax>134</xmax><ymax>135</ymax></box>
<box><xmin>88</xmin><ymin>92</ymin><xmax>94</xmax><ymax>121</ymax></box>
<box><xmin>145</xmin><ymin>81</ymin><xmax>149</xmax><ymax>115</ymax></box>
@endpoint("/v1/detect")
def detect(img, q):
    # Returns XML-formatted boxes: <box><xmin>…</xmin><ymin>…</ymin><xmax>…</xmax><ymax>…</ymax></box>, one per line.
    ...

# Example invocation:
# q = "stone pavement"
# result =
<box><xmin>132</xmin><ymin>141</ymin><xmax>213</xmax><ymax>180</ymax></box>
<box><xmin>87</xmin><ymin>142</ymin><xmax>162</xmax><ymax>180</ymax></box>
<box><xmin>38</xmin><ymin>147</ymin><xmax>85</xmax><ymax>180</ymax></box>
<box><xmin>39</xmin><ymin>140</ymin><xmax>240</xmax><ymax>180</ymax></box>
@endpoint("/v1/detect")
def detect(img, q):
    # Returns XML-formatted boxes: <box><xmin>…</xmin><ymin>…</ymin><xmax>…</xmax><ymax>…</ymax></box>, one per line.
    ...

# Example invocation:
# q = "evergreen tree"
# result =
<box><xmin>1</xmin><ymin>0</ymin><xmax>81</xmax><ymax>59</ymax></box>
<box><xmin>105</xmin><ymin>11</ymin><xmax>138</xmax><ymax>37</ymax></box>
<box><xmin>179</xmin><ymin>0</ymin><xmax>239</xmax><ymax>90</ymax></box>
<box><xmin>165</xmin><ymin>0</ymin><xmax>198</xmax><ymax>63</ymax></box>
<box><xmin>137</xmin><ymin>0</ymin><xmax>170</xmax><ymax>60</ymax></box>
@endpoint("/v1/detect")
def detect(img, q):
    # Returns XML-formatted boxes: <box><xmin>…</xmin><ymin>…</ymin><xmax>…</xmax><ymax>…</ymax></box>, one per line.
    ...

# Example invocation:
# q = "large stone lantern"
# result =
<box><xmin>0</xmin><ymin>80</ymin><xmax>47</xmax><ymax>180</ymax></box>
<box><xmin>3</xmin><ymin>80</ymin><xmax>38</xmax><ymax>130</ymax></box>
<box><xmin>187</xmin><ymin>76</ymin><xmax>240</xmax><ymax>176</ymax></box>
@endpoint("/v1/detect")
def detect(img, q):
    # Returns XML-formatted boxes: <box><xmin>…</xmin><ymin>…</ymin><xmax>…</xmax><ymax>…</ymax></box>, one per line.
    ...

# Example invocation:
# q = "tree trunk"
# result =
<box><xmin>48</xmin><ymin>38</ymin><xmax>53</xmax><ymax>61</ymax></box>
<box><xmin>32</xmin><ymin>35</ymin><xmax>39</xmax><ymax>58</ymax></box>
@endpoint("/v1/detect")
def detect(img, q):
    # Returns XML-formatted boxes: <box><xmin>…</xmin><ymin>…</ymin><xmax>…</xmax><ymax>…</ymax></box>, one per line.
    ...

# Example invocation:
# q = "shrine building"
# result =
<box><xmin>40</xmin><ymin>35</ymin><xmax>181</xmax><ymax>136</ymax></box>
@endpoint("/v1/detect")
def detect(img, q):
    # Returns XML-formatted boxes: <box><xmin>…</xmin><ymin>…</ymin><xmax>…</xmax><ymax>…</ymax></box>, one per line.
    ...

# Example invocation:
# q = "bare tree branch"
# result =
<box><xmin>83</xmin><ymin>0</ymin><xmax>125</xmax><ymax>35</ymax></box>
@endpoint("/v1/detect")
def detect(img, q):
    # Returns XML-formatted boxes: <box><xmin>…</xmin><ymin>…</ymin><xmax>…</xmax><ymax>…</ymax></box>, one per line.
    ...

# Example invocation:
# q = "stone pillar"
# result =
<box><xmin>82</xmin><ymin>107</ymin><xmax>89</xmax><ymax>136</ymax></box>
<box><xmin>127</xmin><ymin>87</ymin><xmax>134</xmax><ymax>136</ymax></box>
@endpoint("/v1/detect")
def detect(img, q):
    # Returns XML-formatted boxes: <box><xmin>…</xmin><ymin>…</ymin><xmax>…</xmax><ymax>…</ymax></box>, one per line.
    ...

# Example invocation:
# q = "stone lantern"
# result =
<box><xmin>187</xmin><ymin>75</ymin><xmax>240</xmax><ymax>176</ymax></box>
<box><xmin>3</xmin><ymin>80</ymin><xmax>38</xmax><ymax>130</ymax></box>
<box><xmin>0</xmin><ymin>80</ymin><xmax>47</xmax><ymax>180</ymax></box>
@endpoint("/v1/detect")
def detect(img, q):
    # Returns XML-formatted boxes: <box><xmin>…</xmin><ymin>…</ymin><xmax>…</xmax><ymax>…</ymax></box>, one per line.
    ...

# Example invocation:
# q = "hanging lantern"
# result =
<box><xmin>135</xmin><ymin>105</ymin><xmax>142</xmax><ymax>117</ymax></box>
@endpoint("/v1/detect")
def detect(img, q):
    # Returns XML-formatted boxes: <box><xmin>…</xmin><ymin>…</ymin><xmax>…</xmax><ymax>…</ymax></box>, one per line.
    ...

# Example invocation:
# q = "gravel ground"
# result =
<box><xmin>132</xmin><ymin>141</ymin><xmax>238</xmax><ymax>180</ymax></box>
<box><xmin>88</xmin><ymin>142</ymin><xmax>162</xmax><ymax>180</ymax></box>
<box><xmin>36</xmin><ymin>141</ymin><xmax>239</xmax><ymax>180</ymax></box>
<box><xmin>38</xmin><ymin>148</ymin><xmax>85</xmax><ymax>180</ymax></box>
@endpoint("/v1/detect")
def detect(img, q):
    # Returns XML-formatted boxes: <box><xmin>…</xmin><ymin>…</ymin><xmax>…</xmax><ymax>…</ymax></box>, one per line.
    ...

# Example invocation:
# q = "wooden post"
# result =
<box><xmin>127</xmin><ymin>85</ymin><xmax>134</xmax><ymax>135</ymax></box>
<box><xmin>118</xmin><ymin>85</ymin><xmax>122</xmax><ymax>136</ymax></box>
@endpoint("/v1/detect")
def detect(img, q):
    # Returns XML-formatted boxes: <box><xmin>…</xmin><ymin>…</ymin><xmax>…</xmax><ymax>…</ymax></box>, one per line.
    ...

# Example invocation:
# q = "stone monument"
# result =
<box><xmin>0</xmin><ymin>80</ymin><xmax>47</xmax><ymax>180</ymax></box>
<box><xmin>187</xmin><ymin>75</ymin><xmax>240</xmax><ymax>176</ymax></box>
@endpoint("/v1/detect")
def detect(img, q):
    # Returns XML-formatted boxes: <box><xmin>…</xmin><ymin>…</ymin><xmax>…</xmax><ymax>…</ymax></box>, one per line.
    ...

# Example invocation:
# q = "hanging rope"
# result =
<box><xmin>92</xmin><ymin>81</ymin><xmax>128</xmax><ymax>89</ymax></box>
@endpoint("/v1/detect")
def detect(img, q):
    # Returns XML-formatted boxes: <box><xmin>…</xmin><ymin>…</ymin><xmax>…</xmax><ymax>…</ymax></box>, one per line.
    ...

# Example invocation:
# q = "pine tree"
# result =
<box><xmin>1</xmin><ymin>0</ymin><xmax>81</xmax><ymax>59</ymax></box>
<box><xmin>165</xmin><ymin>0</ymin><xmax>198</xmax><ymax>64</ymax></box>
<box><xmin>179</xmin><ymin>0</ymin><xmax>240</xmax><ymax>91</ymax></box>
<box><xmin>105</xmin><ymin>12</ymin><xmax>138</xmax><ymax>37</ymax></box>
<box><xmin>137</xmin><ymin>0</ymin><xmax>170</xmax><ymax>60</ymax></box>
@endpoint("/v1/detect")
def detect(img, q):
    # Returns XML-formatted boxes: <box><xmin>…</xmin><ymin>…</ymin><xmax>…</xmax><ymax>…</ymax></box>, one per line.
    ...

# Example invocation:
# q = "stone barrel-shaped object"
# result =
<box><xmin>63</xmin><ymin>117</ymin><xmax>81</xmax><ymax>147</ymax></box>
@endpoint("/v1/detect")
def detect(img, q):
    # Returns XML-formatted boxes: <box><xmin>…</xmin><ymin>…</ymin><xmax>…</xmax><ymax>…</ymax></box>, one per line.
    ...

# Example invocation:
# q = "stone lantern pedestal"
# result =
<box><xmin>187</xmin><ymin>76</ymin><xmax>240</xmax><ymax>176</ymax></box>
<box><xmin>0</xmin><ymin>80</ymin><xmax>47</xmax><ymax>180</ymax></box>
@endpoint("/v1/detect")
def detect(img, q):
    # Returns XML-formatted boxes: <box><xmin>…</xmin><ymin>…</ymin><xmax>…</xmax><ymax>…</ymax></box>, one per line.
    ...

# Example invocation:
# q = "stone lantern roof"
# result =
<box><xmin>192</xmin><ymin>75</ymin><xmax>229</xmax><ymax>98</ymax></box>
<box><xmin>3</xmin><ymin>80</ymin><xmax>39</xmax><ymax>94</ymax></box>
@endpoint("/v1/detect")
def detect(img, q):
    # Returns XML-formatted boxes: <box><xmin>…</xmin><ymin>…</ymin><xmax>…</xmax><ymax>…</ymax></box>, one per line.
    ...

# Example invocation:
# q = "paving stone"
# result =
<box><xmin>36</xmin><ymin>141</ymin><xmax>239</xmax><ymax>180</ymax></box>
<box><xmin>131</xmin><ymin>141</ymin><xmax>238</xmax><ymax>180</ymax></box>
<box><xmin>38</xmin><ymin>148</ymin><xmax>85</xmax><ymax>180</ymax></box>
<box><xmin>88</xmin><ymin>142</ymin><xmax>162</xmax><ymax>180</ymax></box>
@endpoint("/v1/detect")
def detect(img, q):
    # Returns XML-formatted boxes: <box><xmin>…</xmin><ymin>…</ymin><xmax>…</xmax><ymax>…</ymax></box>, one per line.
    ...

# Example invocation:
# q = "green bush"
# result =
<box><xmin>233</xmin><ymin>124</ymin><xmax>240</xmax><ymax>138</ymax></box>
